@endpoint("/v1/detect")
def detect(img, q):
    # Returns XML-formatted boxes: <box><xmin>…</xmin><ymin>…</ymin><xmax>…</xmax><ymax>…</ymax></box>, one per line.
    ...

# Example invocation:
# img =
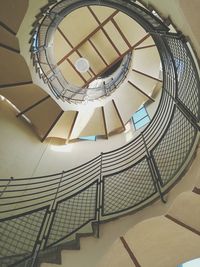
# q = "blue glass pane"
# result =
<box><xmin>135</xmin><ymin>116</ymin><xmax>150</xmax><ymax>130</ymax></box>
<box><xmin>133</xmin><ymin>107</ymin><xmax>147</xmax><ymax>123</ymax></box>
<box><xmin>178</xmin><ymin>258</ymin><xmax>200</xmax><ymax>267</ymax></box>
<box><xmin>79</xmin><ymin>136</ymin><xmax>96</xmax><ymax>141</ymax></box>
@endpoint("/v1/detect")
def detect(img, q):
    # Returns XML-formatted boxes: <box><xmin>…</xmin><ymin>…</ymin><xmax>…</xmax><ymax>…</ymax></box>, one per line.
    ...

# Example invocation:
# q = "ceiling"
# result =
<box><xmin>53</xmin><ymin>5</ymin><xmax>149</xmax><ymax>88</ymax></box>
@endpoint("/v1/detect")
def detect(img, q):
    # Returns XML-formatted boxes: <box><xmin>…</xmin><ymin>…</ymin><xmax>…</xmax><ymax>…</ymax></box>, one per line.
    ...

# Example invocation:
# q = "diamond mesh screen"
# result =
<box><xmin>46</xmin><ymin>181</ymin><xmax>98</xmax><ymax>247</ymax></box>
<box><xmin>166</xmin><ymin>36</ymin><xmax>200</xmax><ymax>120</ymax></box>
<box><xmin>102</xmin><ymin>158</ymin><xmax>157</xmax><ymax>216</ymax></box>
<box><xmin>152</xmin><ymin>107</ymin><xmax>197</xmax><ymax>186</ymax></box>
<box><xmin>0</xmin><ymin>208</ymin><xmax>47</xmax><ymax>267</ymax></box>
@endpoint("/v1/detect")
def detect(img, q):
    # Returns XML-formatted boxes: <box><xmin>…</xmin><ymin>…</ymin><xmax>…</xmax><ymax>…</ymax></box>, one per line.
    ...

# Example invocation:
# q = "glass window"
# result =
<box><xmin>79</xmin><ymin>136</ymin><xmax>96</xmax><ymax>141</ymax></box>
<box><xmin>132</xmin><ymin>106</ymin><xmax>150</xmax><ymax>130</ymax></box>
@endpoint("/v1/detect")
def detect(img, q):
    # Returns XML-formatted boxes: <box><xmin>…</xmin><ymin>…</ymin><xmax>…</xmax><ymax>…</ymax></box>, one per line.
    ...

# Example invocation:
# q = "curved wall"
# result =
<box><xmin>0</xmin><ymin>95</ymin><xmax>159</xmax><ymax>178</ymax></box>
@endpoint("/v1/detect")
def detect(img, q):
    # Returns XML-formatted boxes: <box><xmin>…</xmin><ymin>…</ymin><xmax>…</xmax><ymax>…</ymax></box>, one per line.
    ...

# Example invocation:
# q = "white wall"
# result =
<box><xmin>0</xmin><ymin>98</ymin><xmax>134</xmax><ymax>178</ymax></box>
<box><xmin>0</xmin><ymin>92</ymin><xmax>159</xmax><ymax>178</ymax></box>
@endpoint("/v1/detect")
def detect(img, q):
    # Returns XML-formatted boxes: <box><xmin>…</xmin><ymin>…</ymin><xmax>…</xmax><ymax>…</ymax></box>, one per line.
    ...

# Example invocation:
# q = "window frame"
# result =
<box><xmin>132</xmin><ymin>105</ymin><xmax>150</xmax><ymax>130</ymax></box>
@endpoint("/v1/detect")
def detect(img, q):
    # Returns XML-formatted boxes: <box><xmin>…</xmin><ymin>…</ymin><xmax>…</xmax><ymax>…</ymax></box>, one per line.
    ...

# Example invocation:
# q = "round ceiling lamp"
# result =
<box><xmin>75</xmin><ymin>58</ymin><xmax>90</xmax><ymax>73</ymax></box>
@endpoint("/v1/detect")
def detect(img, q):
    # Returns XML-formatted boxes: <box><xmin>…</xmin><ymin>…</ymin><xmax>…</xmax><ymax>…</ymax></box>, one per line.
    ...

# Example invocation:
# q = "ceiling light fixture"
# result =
<box><xmin>75</xmin><ymin>58</ymin><xmax>90</xmax><ymax>73</ymax></box>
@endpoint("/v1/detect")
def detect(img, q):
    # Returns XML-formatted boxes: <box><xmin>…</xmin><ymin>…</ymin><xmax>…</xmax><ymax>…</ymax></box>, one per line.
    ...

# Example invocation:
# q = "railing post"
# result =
<box><xmin>29</xmin><ymin>171</ymin><xmax>64</xmax><ymax>267</ymax></box>
<box><xmin>0</xmin><ymin>176</ymin><xmax>13</xmax><ymax>198</ymax></box>
<box><xmin>164</xmin><ymin>89</ymin><xmax>200</xmax><ymax>131</ymax></box>
<box><xmin>42</xmin><ymin>171</ymin><xmax>64</xmax><ymax>247</ymax></box>
<box><xmin>96</xmin><ymin>153</ymin><xmax>103</xmax><ymax>238</ymax></box>
<box><xmin>141</xmin><ymin>134</ymin><xmax>166</xmax><ymax>203</ymax></box>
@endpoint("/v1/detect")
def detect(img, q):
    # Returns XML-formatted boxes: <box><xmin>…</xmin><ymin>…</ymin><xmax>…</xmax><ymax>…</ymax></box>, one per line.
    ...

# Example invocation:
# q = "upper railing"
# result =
<box><xmin>0</xmin><ymin>1</ymin><xmax>200</xmax><ymax>267</ymax></box>
<box><xmin>30</xmin><ymin>0</ymin><xmax>169</xmax><ymax>103</ymax></box>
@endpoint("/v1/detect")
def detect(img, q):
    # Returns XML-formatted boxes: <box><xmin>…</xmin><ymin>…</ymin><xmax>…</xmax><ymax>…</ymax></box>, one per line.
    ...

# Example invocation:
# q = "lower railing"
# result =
<box><xmin>0</xmin><ymin>21</ymin><xmax>200</xmax><ymax>267</ymax></box>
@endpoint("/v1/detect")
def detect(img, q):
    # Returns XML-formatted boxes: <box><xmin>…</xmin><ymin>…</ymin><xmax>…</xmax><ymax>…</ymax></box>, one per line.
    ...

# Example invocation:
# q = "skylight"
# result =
<box><xmin>132</xmin><ymin>105</ymin><xmax>150</xmax><ymax>130</ymax></box>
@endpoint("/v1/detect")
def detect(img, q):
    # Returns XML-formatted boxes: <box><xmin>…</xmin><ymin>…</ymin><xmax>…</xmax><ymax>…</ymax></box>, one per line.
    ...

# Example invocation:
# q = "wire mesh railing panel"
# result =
<box><xmin>102</xmin><ymin>157</ymin><xmax>157</xmax><ymax>216</ymax></box>
<box><xmin>0</xmin><ymin>207</ymin><xmax>48</xmax><ymax>267</ymax></box>
<box><xmin>165</xmin><ymin>35</ymin><xmax>200</xmax><ymax>120</ymax></box>
<box><xmin>142</xmin><ymin>91</ymin><xmax>174</xmax><ymax>151</ymax></box>
<box><xmin>152</xmin><ymin>106</ymin><xmax>197</xmax><ymax>187</ymax></box>
<box><xmin>46</xmin><ymin>181</ymin><xmax>98</xmax><ymax>247</ymax></box>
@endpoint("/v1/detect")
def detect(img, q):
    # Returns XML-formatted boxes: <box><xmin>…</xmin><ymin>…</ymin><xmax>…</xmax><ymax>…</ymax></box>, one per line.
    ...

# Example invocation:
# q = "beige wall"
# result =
<box><xmin>0</xmin><ymin>99</ymin><xmax>135</xmax><ymax>178</ymax></box>
<box><xmin>142</xmin><ymin>0</ymin><xmax>200</xmax><ymax>57</ymax></box>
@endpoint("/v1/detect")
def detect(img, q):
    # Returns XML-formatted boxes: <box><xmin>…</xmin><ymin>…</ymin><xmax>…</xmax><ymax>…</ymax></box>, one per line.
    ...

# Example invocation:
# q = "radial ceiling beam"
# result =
<box><xmin>57</xmin><ymin>9</ymin><xmax>119</xmax><ymax>66</ymax></box>
<box><xmin>128</xmin><ymin>80</ymin><xmax>155</xmax><ymax>102</ymax></box>
<box><xmin>0</xmin><ymin>21</ymin><xmax>16</xmax><ymax>35</ymax></box>
<box><xmin>0</xmin><ymin>43</ymin><xmax>20</xmax><ymax>53</ymax></box>
<box><xmin>87</xmin><ymin>6</ymin><xmax>121</xmax><ymax>56</ymax></box>
<box><xmin>0</xmin><ymin>81</ymin><xmax>32</xmax><ymax>89</ymax></box>
<box><xmin>88</xmin><ymin>39</ymin><xmax>108</xmax><ymax>66</ymax></box>
<box><xmin>135</xmin><ymin>44</ymin><xmax>156</xmax><ymax>50</ymax></box>
<box><xmin>83</xmin><ymin>34</ymin><xmax>150</xmax><ymax>88</ymax></box>
<box><xmin>111</xmin><ymin>18</ymin><xmax>132</xmax><ymax>49</ymax></box>
<box><xmin>101</xmin><ymin>106</ymin><xmax>108</xmax><ymax>139</ymax></box>
<box><xmin>132</xmin><ymin>68</ymin><xmax>162</xmax><ymax>82</ymax></box>
<box><xmin>57</xmin><ymin>27</ymin><xmax>96</xmax><ymax>76</ymax></box>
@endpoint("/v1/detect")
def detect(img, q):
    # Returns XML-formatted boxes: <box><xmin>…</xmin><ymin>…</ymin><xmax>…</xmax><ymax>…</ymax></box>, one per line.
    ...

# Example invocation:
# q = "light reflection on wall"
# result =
<box><xmin>125</xmin><ymin>121</ymin><xmax>134</xmax><ymax>142</ymax></box>
<box><xmin>50</xmin><ymin>143</ymin><xmax>74</xmax><ymax>153</ymax></box>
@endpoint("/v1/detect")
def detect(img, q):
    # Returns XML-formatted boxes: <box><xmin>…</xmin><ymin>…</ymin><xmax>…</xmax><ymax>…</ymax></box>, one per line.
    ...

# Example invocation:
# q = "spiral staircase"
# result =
<box><xmin>0</xmin><ymin>0</ymin><xmax>200</xmax><ymax>267</ymax></box>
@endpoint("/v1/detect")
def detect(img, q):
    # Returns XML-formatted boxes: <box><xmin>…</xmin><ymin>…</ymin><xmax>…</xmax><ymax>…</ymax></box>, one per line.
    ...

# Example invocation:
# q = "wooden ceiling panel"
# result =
<box><xmin>59</xmin><ymin>60</ymin><xmax>85</xmax><ymax>87</ymax></box>
<box><xmin>79</xmin><ymin>107</ymin><xmax>106</xmax><ymax>137</ymax></box>
<box><xmin>114</xmin><ymin>12</ymin><xmax>147</xmax><ymax>46</ymax></box>
<box><xmin>0</xmin><ymin>26</ymin><xmax>19</xmax><ymax>51</ymax></box>
<box><xmin>59</xmin><ymin>7</ymin><xmax>99</xmax><ymax>46</ymax></box>
<box><xmin>90</xmin><ymin>6</ymin><xmax>116</xmax><ymax>23</ymax></box>
<box><xmin>0</xmin><ymin>0</ymin><xmax>28</xmax><ymax>34</ymax></box>
<box><xmin>0</xmin><ymin>84</ymin><xmax>47</xmax><ymax>113</ymax></box>
<box><xmin>54</xmin><ymin>30</ymin><xmax>72</xmax><ymax>62</ymax></box>
<box><xmin>78</xmin><ymin>42</ymin><xmax>107</xmax><ymax>74</ymax></box>
<box><xmin>25</xmin><ymin>98</ymin><xmax>63</xmax><ymax>140</ymax></box>
<box><xmin>0</xmin><ymin>47</ymin><xmax>31</xmax><ymax>86</ymax></box>
<box><xmin>103</xmin><ymin>21</ymin><xmax>129</xmax><ymax>54</ymax></box>
<box><xmin>91</xmin><ymin>29</ymin><xmax>119</xmax><ymax>65</ymax></box>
